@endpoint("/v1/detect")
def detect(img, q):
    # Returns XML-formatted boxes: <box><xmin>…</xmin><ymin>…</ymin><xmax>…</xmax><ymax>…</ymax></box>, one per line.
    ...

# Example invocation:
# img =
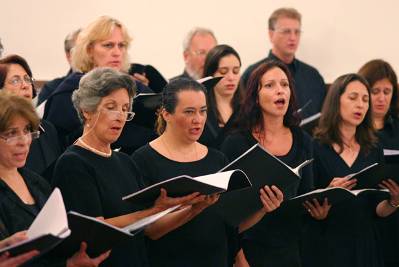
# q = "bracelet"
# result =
<box><xmin>388</xmin><ymin>200</ymin><xmax>399</xmax><ymax>208</ymax></box>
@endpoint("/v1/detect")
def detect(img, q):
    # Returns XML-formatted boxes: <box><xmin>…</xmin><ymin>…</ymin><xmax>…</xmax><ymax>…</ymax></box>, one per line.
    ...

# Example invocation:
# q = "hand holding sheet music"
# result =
<box><xmin>280</xmin><ymin>187</ymin><xmax>390</xmax><ymax>216</ymax></box>
<box><xmin>122</xmin><ymin>169</ymin><xmax>251</xmax><ymax>207</ymax></box>
<box><xmin>0</xmin><ymin>188</ymin><xmax>70</xmax><ymax>259</ymax></box>
<box><xmin>0</xmin><ymin>188</ymin><xmax>180</xmax><ymax>260</ymax></box>
<box><xmin>345</xmin><ymin>163</ymin><xmax>386</xmax><ymax>189</ymax></box>
<box><xmin>214</xmin><ymin>144</ymin><xmax>313</xmax><ymax>226</ymax></box>
<box><xmin>302</xmin><ymin>197</ymin><xmax>331</xmax><ymax>220</ymax></box>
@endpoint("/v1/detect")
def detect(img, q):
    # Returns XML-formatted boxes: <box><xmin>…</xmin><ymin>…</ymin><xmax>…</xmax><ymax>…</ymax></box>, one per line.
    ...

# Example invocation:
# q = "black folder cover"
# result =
<box><xmin>299</xmin><ymin>112</ymin><xmax>321</xmax><ymax>135</ymax></box>
<box><xmin>349</xmin><ymin>163</ymin><xmax>385</xmax><ymax>189</ymax></box>
<box><xmin>0</xmin><ymin>234</ymin><xmax>63</xmax><ymax>258</ymax></box>
<box><xmin>54</xmin><ymin>212</ymin><xmax>135</xmax><ymax>258</ymax></box>
<box><xmin>200</xmin><ymin>76</ymin><xmax>223</xmax><ymax>92</ymax></box>
<box><xmin>214</xmin><ymin>144</ymin><xmax>310</xmax><ymax>226</ymax></box>
<box><xmin>280</xmin><ymin>187</ymin><xmax>389</xmax><ymax>215</ymax></box>
<box><xmin>131</xmin><ymin>93</ymin><xmax>162</xmax><ymax>129</ymax></box>
<box><xmin>122</xmin><ymin>170</ymin><xmax>251</xmax><ymax>207</ymax></box>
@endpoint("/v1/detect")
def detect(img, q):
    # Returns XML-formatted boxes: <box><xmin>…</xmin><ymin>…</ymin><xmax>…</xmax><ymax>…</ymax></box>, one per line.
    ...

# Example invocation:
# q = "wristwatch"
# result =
<box><xmin>388</xmin><ymin>200</ymin><xmax>399</xmax><ymax>208</ymax></box>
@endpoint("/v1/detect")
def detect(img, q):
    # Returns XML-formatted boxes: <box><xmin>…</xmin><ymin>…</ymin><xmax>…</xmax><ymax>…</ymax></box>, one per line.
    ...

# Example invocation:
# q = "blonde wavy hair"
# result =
<box><xmin>71</xmin><ymin>16</ymin><xmax>132</xmax><ymax>73</ymax></box>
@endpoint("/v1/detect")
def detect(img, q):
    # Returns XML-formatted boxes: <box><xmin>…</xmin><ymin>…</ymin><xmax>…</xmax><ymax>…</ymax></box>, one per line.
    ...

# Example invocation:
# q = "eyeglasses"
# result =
<box><xmin>101</xmin><ymin>109</ymin><xmax>135</xmax><ymax>121</ymax></box>
<box><xmin>190</xmin><ymin>49</ymin><xmax>208</xmax><ymax>57</ymax></box>
<box><xmin>0</xmin><ymin>131</ymin><xmax>40</xmax><ymax>145</ymax></box>
<box><xmin>7</xmin><ymin>76</ymin><xmax>34</xmax><ymax>87</ymax></box>
<box><xmin>274</xmin><ymin>28</ymin><xmax>302</xmax><ymax>36</ymax></box>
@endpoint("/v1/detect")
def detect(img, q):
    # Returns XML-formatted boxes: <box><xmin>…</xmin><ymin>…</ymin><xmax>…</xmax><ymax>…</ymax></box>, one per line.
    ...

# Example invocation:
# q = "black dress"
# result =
<box><xmin>131</xmin><ymin>144</ymin><xmax>234</xmax><ymax>267</ymax></box>
<box><xmin>376</xmin><ymin>116</ymin><xmax>399</xmax><ymax>267</ymax></box>
<box><xmin>52</xmin><ymin>145</ymin><xmax>149</xmax><ymax>267</ymax></box>
<box><xmin>377</xmin><ymin>116</ymin><xmax>399</xmax><ymax>150</ymax></box>
<box><xmin>305</xmin><ymin>140</ymin><xmax>385</xmax><ymax>267</ymax></box>
<box><xmin>199</xmin><ymin>109</ymin><xmax>238</xmax><ymax>149</ymax></box>
<box><xmin>221</xmin><ymin>128</ymin><xmax>314</xmax><ymax>267</ymax></box>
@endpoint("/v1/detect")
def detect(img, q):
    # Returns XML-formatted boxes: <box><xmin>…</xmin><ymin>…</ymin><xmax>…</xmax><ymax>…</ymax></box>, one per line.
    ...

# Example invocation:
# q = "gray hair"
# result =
<box><xmin>64</xmin><ymin>28</ymin><xmax>81</xmax><ymax>53</ymax></box>
<box><xmin>182</xmin><ymin>27</ymin><xmax>217</xmax><ymax>51</ymax></box>
<box><xmin>72</xmin><ymin>67</ymin><xmax>136</xmax><ymax>123</ymax></box>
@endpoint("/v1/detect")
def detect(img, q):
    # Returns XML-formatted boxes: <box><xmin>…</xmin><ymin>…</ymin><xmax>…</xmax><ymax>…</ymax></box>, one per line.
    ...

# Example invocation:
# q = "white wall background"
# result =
<box><xmin>1</xmin><ymin>0</ymin><xmax>398</xmax><ymax>83</ymax></box>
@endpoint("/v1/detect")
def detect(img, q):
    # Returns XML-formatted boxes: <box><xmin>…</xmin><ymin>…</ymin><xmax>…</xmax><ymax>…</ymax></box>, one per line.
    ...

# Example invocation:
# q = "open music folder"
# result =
<box><xmin>280</xmin><ymin>187</ymin><xmax>390</xmax><ymax>215</ymax></box>
<box><xmin>122</xmin><ymin>170</ymin><xmax>251</xmax><ymax>207</ymax></box>
<box><xmin>346</xmin><ymin>163</ymin><xmax>389</xmax><ymax>189</ymax></box>
<box><xmin>280</xmin><ymin>163</ymin><xmax>390</xmax><ymax>215</ymax></box>
<box><xmin>0</xmin><ymin>188</ymin><xmax>69</xmax><ymax>260</ymax></box>
<box><xmin>0</xmin><ymin>188</ymin><xmax>180</xmax><ymax>259</ymax></box>
<box><xmin>299</xmin><ymin>112</ymin><xmax>321</xmax><ymax>135</ymax></box>
<box><xmin>214</xmin><ymin>144</ymin><xmax>313</xmax><ymax>226</ymax></box>
<box><xmin>131</xmin><ymin>93</ymin><xmax>162</xmax><ymax>129</ymax></box>
<box><xmin>55</xmin><ymin>205</ymin><xmax>180</xmax><ymax>257</ymax></box>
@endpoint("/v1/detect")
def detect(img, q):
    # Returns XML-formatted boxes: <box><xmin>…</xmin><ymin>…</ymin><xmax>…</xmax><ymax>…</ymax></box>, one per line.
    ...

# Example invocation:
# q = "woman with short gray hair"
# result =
<box><xmin>53</xmin><ymin>67</ymin><xmax>197</xmax><ymax>267</ymax></box>
<box><xmin>72</xmin><ymin>67</ymin><xmax>136</xmax><ymax>124</ymax></box>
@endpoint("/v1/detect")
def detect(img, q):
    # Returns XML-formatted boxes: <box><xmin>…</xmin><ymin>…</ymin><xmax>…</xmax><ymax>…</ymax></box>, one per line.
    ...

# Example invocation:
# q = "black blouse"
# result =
<box><xmin>52</xmin><ymin>145</ymin><xmax>149</xmax><ymax>267</ymax></box>
<box><xmin>376</xmin><ymin>116</ymin><xmax>399</xmax><ymax>266</ymax></box>
<box><xmin>0</xmin><ymin>168</ymin><xmax>65</xmax><ymax>267</ymax></box>
<box><xmin>0</xmin><ymin>168</ymin><xmax>50</xmax><ymax>235</ymax></box>
<box><xmin>199</xmin><ymin>108</ymin><xmax>238</xmax><ymax>149</ymax></box>
<box><xmin>377</xmin><ymin>116</ymin><xmax>399</xmax><ymax>150</ymax></box>
<box><xmin>131</xmin><ymin>144</ymin><xmax>233</xmax><ymax>267</ymax></box>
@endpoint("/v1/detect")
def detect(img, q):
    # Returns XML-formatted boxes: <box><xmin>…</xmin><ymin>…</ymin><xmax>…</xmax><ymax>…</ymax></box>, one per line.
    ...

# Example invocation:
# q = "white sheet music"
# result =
<box><xmin>27</xmin><ymin>188</ymin><xmax>69</xmax><ymax>239</ymax></box>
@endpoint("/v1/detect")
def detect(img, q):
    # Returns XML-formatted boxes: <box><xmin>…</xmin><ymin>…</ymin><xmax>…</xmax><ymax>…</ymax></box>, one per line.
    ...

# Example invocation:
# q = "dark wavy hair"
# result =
<box><xmin>203</xmin><ymin>44</ymin><xmax>243</xmax><ymax>125</ymax></box>
<box><xmin>0</xmin><ymin>54</ymin><xmax>36</xmax><ymax>98</ymax></box>
<box><xmin>235</xmin><ymin>60</ymin><xmax>300</xmax><ymax>133</ymax></box>
<box><xmin>156</xmin><ymin>78</ymin><xmax>207</xmax><ymax>134</ymax></box>
<box><xmin>314</xmin><ymin>73</ymin><xmax>376</xmax><ymax>154</ymax></box>
<box><xmin>358</xmin><ymin>59</ymin><xmax>399</xmax><ymax>120</ymax></box>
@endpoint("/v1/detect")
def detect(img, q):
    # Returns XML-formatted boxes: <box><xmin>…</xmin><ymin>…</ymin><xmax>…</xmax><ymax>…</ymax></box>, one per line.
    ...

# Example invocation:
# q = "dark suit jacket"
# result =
<box><xmin>26</xmin><ymin>120</ymin><xmax>62</xmax><ymax>183</ymax></box>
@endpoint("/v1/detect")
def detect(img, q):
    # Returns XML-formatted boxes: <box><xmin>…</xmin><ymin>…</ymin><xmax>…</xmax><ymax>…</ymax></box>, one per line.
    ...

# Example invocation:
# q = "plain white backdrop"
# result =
<box><xmin>1</xmin><ymin>0</ymin><xmax>398</xmax><ymax>83</ymax></box>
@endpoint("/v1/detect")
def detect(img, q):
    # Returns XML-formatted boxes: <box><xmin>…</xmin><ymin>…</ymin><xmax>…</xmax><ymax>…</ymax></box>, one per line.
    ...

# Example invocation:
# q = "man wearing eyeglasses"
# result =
<box><xmin>241</xmin><ymin>7</ymin><xmax>326</xmax><ymax>119</ymax></box>
<box><xmin>171</xmin><ymin>27</ymin><xmax>217</xmax><ymax>80</ymax></box>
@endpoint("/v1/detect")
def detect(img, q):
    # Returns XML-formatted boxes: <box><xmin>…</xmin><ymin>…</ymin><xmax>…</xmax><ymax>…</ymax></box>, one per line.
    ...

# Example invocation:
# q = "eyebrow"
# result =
<box><xmin>263</xmin><ymin>78</ymin><xmax>288</xmax><ymax>83</ymax></box>
<box><xmin>184</xmin><ymin>105</ymin><xmax>207</xmax><ymax>110</ymax></box>
<box><xmin>4</xmin><ymin>124</ymin><xmax>30</xmax><ymax>131</ymax></box>
<box><xmin>103</xmin><ymin>99</ymin><xmax>129</xmax><ymax>105</ymax></box>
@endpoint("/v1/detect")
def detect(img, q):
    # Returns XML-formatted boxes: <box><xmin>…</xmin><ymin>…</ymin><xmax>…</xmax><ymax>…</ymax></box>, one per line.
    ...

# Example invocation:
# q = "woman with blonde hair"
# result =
<box><xmin>44</xmin><ymin>16</ymin><xmax>152</xmax><ymax>147</ymax></box>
